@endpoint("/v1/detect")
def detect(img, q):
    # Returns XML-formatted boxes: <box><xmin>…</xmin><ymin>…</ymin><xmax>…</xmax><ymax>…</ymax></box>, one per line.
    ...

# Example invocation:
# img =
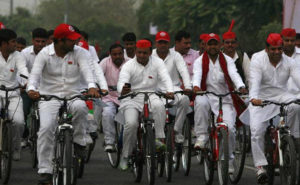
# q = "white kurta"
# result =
<box><xmin>285</xmin><ymin>47</ymin><xmax>300</xmax><ymax>94</ymax></box>
<box><xmin>152</xmin><ymin>49</ymin><xmax>191</xmax><ymax>133</ymax></box>
<box><xmin>116</xmin><ymin>56</ymin><xmax>173</xmax><ymax>157</ymax></box>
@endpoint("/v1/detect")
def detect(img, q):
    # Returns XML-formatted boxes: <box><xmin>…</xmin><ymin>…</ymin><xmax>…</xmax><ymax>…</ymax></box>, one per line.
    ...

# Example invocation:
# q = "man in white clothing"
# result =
<box><xmin>117</xmin><ymin>39</ymin><xmax>174</xmax><ymax>170</ymax></box>
<box><xmin>193</xmin><ymin>33</ymin><xmax>247</xmax><ymax>174</ymax></box>
<box><xmin>122</xmin><ymin>32</ymin><xmax>136</xmax><ymax>59</ymax></box>
<box><xmin>0</xmin><ymin>29</ymin><xmax>29</xmax><ymax>161</ymax></box>
<box><xmin>152</xmin><ymin>31</ymin><xmax>192</xmax><ymax>143</ymax></box>
<box><xmin>249</xmin><ymin>33</ymin><xmax>300</xmax><ymax>184</ymax></box>
<box><xmin>27</xmin><ymin>23</ymin><xmax>100</xmax><ymax>185</ymax></box>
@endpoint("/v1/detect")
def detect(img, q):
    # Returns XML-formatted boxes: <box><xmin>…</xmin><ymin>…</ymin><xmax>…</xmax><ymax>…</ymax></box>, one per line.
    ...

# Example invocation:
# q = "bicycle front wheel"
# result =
<box><xmin>280</xmin><ymin>135</ymin><xmax>296</xmax><ymax>185</ymax></box>
<box><xmin>64</xmin><ymin>130</ymin><xmax>77</xmax><ymax>185</ymax></box>
<box><xmin>182</xmin><ymin>117</ymin><xmax>192</xmax><ymax>176</ymax></box>
<box><xmin>203</xmin><ymin>134</ymin><xmax>214</xmax><ymax>185</ymax></box>
<box><xmin>144</xmin><ymin>123</ymin><xmax>155</xmax><ymax>185</ymax></box>
<box><xmin>0</xmin><ymin>121</ymin><xmax>13</xmax><ymax>184</ymax></box>
<box><xmin>165</xmin><ymin>124</ymin><xmax>174</xmax><ymax>182</ymax></box>
<box><xmin>217</xmin><ymin>127</ymin><xmax>229</xmax><ymax>185</ymax></box>
<box><xmin>229</xmin><ymin>124</ymin><xmax>247</xmax><ymax>184</ymax></box>
<box><xmin>30</xmin><ymin>116</ymin><xmax>39</xmax><ymax>169</ymax></box>
<box><xmin>106</xmin><ymin>121</ymin><xmax>121</xmax><ymax>168</ymax></box>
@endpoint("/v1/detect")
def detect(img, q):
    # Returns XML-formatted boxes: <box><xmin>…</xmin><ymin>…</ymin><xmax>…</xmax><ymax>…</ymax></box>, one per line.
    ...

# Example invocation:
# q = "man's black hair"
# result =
<box><xmin>0</xmin><ymin>29</ymin><xmax>17</xmax><ymax>46</ymax></box>
<box><xmin>296</xmin><ymin>33</ymin><xmax>300</xmax><ymax>40</ymax></box>
<box><xmin>47</xmin><ymin>30</ymin><xmax>54</xmax><ymax>38</ymax></box>
<box><xmin>109</xmin><ymin>43</ymin><xmax>124</xmax><ymax>53</ymax></box>
<box><xmin>32</xmin><ymin>27</ymin><xmax>48</xmax><ymax>39</ymax></box>
<box><xmin>80</xmin><ymin>31</ymin><xmax>89</xmax><ymax>41</ymax></box>
<box><xmin>16</xmin><ymin>37</ymin><xmax>26</xmax><ymax>45</ymax></box>
<box><xmin>175</xmin><ymin>30</ymin><xmax>190</xmax><ymax>42</ymax></box>
<box><xmin>122</xmin><ymin>32</ymin><xmax>136</xmax><ymax>42</ymax></box>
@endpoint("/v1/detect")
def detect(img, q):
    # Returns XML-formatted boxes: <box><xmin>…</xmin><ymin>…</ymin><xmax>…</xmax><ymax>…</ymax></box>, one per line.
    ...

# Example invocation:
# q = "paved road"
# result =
<box><xmin>9</xmin><ymin>135</ymin><xmax>281</xmax><ymax>185</ymax></box>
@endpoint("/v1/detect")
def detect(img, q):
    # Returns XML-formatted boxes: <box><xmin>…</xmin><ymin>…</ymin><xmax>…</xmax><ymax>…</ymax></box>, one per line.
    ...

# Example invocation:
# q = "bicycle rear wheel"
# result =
<box><xmin>217</xmin><ymin>127</ymin><xmax>229</xmax><ymax>185</ymax></box>
<box><xmin>229</xmin><ymin>124</ymin><xmax>247</xmax><ymax>184</ymax></box>
<box><xmin>182</xmin><ymin>117</ymin><xmax>192</xmax><ymax>176</ymax></box>
<box><xmin>203</xmin><ymin>134</ymin><xmax>214</xmax><ymax>185</ymax></box>
<box><xmin>144</xmin><ymin>123</ymin><xmax>155</xmax><ymax>185</ymax></box>
<box><xmin>280</xmin><ymin>135</ymin><xmax>296</xmax><ymax>185</ymax></box>
<box><xmin>0</xmin><ymin>121</ymin><xmax>12</xmax><ymax>184</ymax></box>
<box><xmin>106</xmin><ymin>121</ymin><xmax>121</xmax><ymax>168</ymax></box>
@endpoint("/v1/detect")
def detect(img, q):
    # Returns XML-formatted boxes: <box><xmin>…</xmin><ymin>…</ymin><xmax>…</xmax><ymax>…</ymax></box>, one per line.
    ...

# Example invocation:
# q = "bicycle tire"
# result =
<box><xmin>0</xmin><ymin>121</ymin><xmax>12</xmax><ymax>184</ymax></box>
<box><xmin>182</xmin><ymin>117</ymin><xmax>192</xmax><ymax>176</ymax></box>
<box><xmin>165</xmin><ymin>124</ymin><xmax>173</xmax><ymax>182</ymax></box>
<box><xmin>85</xmin><ymin>140</ymin><xmax>95</xmax><ymax>163</ymax></box>
<box><xmin>265</xmin><ymin>128</ymin><xmax>275</xmax><ymax>185</ymax></box>
<box><xmin>77</xmin><ymin>156</ymin><xmax>84</xmax><ymax>178</ymax></box>
<box><xmin>203</xmin><ymin>132</ymin><xmax>214</xmax><ymax>185</ymax></box>
<box><xmin>106</xmin><ymin>121</ymin><xmax>121</xmax><ymax>168</ymax></box>
<box><xmin>30</xmin><ymin>116</ymin><xmax>39</xmax><ymax>169</ymax></box>
<box><xmin>156</xmin><ymin>149</ymin><xmax>165</xmax><ymax>177</ymax></box>
<box><xmin>229</xmin><ymin>124</ymin><xmax>247</xmax><ymax>184</ymax></box>
<box><xmin>144</xmin><ymin>123</ymin><xmax>155</xmax><ymax>185</ymax></box>
<box><xmin>217</xmin><ymin>127</ymin><xmax>229</xmax><ymax>185</ymax></box>
<box><xmin>132</xmin><ymin>127</ymin><xmax>143</xmax><ymax>182</ymax></box>
<box><xmin>64</xmin><ymin>130</ymin><xmax>74</xmax><ymax>185</ymax></box>
<box><xmin>173</xmin><ymin>144</ymin><xmax>181</xmax><ymax>171</ymax></box>
<box><xmin>280</xmin><ymin>135</ymin><xmax>296</xmax><ymax>185</ymax></box>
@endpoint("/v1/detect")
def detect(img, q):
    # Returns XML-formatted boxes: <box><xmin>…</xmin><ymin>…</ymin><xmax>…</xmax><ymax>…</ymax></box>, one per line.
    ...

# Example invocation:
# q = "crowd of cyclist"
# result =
<box><xmin>1</xmin><ymin>19</ymin><xmax>300</xmax><ymax>185</ymax></box>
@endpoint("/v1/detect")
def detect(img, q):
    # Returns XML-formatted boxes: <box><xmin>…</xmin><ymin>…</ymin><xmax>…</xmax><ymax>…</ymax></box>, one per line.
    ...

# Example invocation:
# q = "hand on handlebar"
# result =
<box><xmin>165</xmin><ymin>92</ymin><xmax>174</xmax><ymax>100</ymax></box>
<box><xmin>251</xmin><ymin>98</ymin><xmax>262</xmax><ymax>106</ymax></box>
<box><xmin>193</xmin><ymin>86</ymin><xmax>201</xmax><ymax>94</ymax></box>
<box><xmin>183</xmin><ymin>88</ymin><xmax>192</xmax><ymax>96</ymax></box>
<box><xmin>121</xmin><ymin>85</ymin><xmax>131</xmax><ymax>95</ymax></box>
<box><xmin>28</xmin><ymin>90</ymin><xmax>40</xmax><ymax>100</ymax></box>
<box><xmin>239</xmin><ymin>87</ymin><xmax>248</xmax><ymax>95</ymax></box>
<box><xmin>88</xmin><ymin>88</ymin><xmax>100</xmax><ymax>98</ymax></box>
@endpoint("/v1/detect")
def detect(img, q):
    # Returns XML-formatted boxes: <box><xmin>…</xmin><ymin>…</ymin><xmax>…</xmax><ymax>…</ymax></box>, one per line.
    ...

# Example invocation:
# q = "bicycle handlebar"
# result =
<box><xmin>39</xmin><ymin>94</ymin><xmax>91</xmax><ymax>102</ymax></box>
<box><xmin>194</xmin><ymin>90</ymin><xmax>243</xmax><ymax>97</ymax></box>
<box><xmin>0</xmin><ymin>85</ymin><xmax>22</xmax><ymax>92</ymax></box>
<box><xmin>259</xmin><ymin>100</ymin><xmax>300</xmax><ymax>107</ymax></box>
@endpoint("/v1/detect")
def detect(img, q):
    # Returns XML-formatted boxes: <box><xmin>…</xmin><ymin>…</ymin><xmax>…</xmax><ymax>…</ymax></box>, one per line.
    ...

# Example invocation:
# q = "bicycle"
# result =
<box><xmin>256</xmin><ymin>100</ymin><xmax>298</xmax><ymax>185</ymax></box>
<box><xmin>195</xmin><ymin>90</ymin><xmax>243</xmax><ymax>185</ymax></box>
<box><xmin>40</xmin><ymin>94</ymin><xmax>91</xmax><ymax>185</ymax></box>
<box><xmin>119</xmin><ymin>91</ymin><xmax>159</xmax><ymax>185</ymax></box>
<box><xmin>0</xmin><ymin>85</ymin><xmax>21</xmax><ymax>184</ymax></box>
<box><xmin>28</xmin><ymin>100</ymin><xmax>40</xmax><ymax>169</ymax></box>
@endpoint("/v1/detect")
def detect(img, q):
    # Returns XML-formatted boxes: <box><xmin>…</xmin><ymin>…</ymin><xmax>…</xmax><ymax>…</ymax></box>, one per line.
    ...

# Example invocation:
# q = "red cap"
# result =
<box><xmin>136</xmin><ymin>40</ymin><xmax>152</xmax><ymax>48</ymax></box>
<box><xmin>78</xmin><ymin>40</ymin><xmax>89</xmax><ymax>50</ymax></box>
<box><xmin>0</xmin><ymin>22</ymin><xmax>5</xmax><ymax>30</ymax></box>
<box><xmin>281</xmin><ymin>28</ymin><xmax>296</xmax><ymax>37</ymax></box>
<box><xmin>222</xmin><ymin>31</ymin><xmax>236</xmax><ymax>40</ymax></box>
<box><xmin>155</xmin><ymin>31</ymin><xmax>170</xmax><ymax>42</ymax></box>
<box><xmin>205</xmin><ymin>33</ymin><xmax>221</xmax><ymax>43</ymax></box>
<box><xmin>53</xmin><ymin>24</ymin><xmax>81</xmax><ymax>40</ymax></box>
<box><xmin>199</xmin><ymin>33</ymin><xmax>209</xmax><ymax>41</ymax></box>
<box><xmin>266</xmin><ymin>33</ymin><xmax>283</xmax><ymax>46</ymax></box>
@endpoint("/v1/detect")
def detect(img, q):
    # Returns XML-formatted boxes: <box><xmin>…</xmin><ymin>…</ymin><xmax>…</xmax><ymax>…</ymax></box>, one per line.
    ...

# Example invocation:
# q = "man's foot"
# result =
<box><xmin>38</xmin><ymin>173</ymin><xmax>52</xmax><ymax>185</ymax></box>
<box><xmin>194</xmin><ymin>139</ymin><xmax>206</xmax><ymax>150</ymax></box>
<box><xmin>256</xmin><ymin>166</ymin><xmax>268</xmax><ymax>184</ymax></box>
<box><xmin>155</xmin><ymin>139</ymin><xmax>166</xmax><ymax>151</ymax></box>
<box><xmin>21</xmin><ymin>138</ymin><xmax>28</xmax><ymax>148</ymax></box>
<box><xmin>74</xmin><ymin>143</ymin><xmax>86</xmax><ymax>158</ymax></box>
<box><xmin>119</xmin><ymin>157</ymin><xmax>129</xmax><ymax>171</ymax></box>
<box><xmin>13</xmin><ymin>150</ymin><xmax>21</xmax><ymax>161</ymax></box>
<box><xmin>175</xmin><ymin>133</ymin><xmax>184</xmax><ymax>144</ymax></box>
<box><xmin>104</xmin><ymin>144</ymin><xmax>116</xmax><ymax>153</ymax></box>
<box><xmin>228</xmin><ymin>160</ymin><xmax>234</xmax><ymax>174</ymax></box>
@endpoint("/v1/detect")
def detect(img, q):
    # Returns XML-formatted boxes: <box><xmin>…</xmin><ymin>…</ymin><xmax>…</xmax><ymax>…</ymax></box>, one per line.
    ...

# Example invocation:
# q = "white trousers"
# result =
<box><xmin>0</xmin><ymin>96</ymin><xmax>24</xmax><ymax>152</ymax></box>
<box><xmin>37</xmin><ymin>99</ymin><xmax>88</xmax><ymax>174</ymax></box>
<box><xmin>171</xmin><ymin>94</ymin><xmax>190</xmax><ymax>133</ymax></box>
<box><xmin>194</xmin><ymin>95</ymin><xmax>236</xmax><ymax>159</ymax></box>
<box><xmin>93</xmin><ymin>99</ymin><xmax>102</xmax><ymax>132</ymax></box>
<box><xmin>121</xmin><ymin>95</ymin><xmax>165</xmax><ymax>158</ymax></box>
<box><xmin>102</xmin><ymin>101</ymin><xmax>117</xmax><ymax>145</ymax></box>
<box><xmin>250</xmin><ymin>104</ymin><xmax>300</xmax><ymax>167</ymax></box>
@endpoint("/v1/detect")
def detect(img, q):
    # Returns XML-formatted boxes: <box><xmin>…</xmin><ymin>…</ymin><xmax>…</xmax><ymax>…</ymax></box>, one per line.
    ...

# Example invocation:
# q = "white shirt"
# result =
<box><xmin>285</xmin><ymin>47</ymin><xmax>300</xmax><ymax>94</ymax></box>
<box><xmin>21</xmin><ymin>45</ymin><xmax>37</xmax><ymax>73</ymax></box>
<box><xmin>249</xmin><ymin>53</ymin><xmax>300</xmax><ymax>100</ymax></box>
<box><xmin>152</xmin><ymin>49</ymin><xmax>191</xmax><ymax>91</ymax></box>
<box><xmin>27</xmin><ymin>44</ymin><xmax>96</xmax><ymax>97</ymax></box>
<box><xmin>124</xmin><ymin>49</ymin><xmax>133</xmax><ymax>60</ymax></box>
<box><xmin>193</xmin><ymin>54</ymin><xmax>244</xmax><ymax>93</ymax></box>
<box><xmin>0</xmin><ymin>51</ymin><xmax>28</xmax><ymax>88</ymax></box>
<box><xmin>117</xmin><ymin>56</ymin><xmax>174</xmax><ymax>93</ymax></box>
<box><xmin>89</xmin><ymin>45</ymin><xmax>99</xmax><ymax>62</ymax></box>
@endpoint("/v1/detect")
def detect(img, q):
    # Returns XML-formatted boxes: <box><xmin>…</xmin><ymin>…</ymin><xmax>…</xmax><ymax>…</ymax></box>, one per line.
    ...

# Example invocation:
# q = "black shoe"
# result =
<box><xmin>74</xmin><ymin>143</ymin><xmax>86</xmax><ymax>158</ymax></box>
<box><xmin>90</xmin><ymin>132</ymin><xmax>98</xmax><ymax>140</ymax></box>
<box><xmin>38</xmin><ymin>173</ymin><xmax>52</xmax><ymax>185</ymax></box>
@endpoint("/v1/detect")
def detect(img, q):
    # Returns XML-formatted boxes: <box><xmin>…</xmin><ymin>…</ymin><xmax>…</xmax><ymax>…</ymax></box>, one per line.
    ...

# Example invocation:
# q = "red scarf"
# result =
<box><xmin>201</xmin><ymin>51</ymin><xmax>246</xmax><ymax>125</ymax></box>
